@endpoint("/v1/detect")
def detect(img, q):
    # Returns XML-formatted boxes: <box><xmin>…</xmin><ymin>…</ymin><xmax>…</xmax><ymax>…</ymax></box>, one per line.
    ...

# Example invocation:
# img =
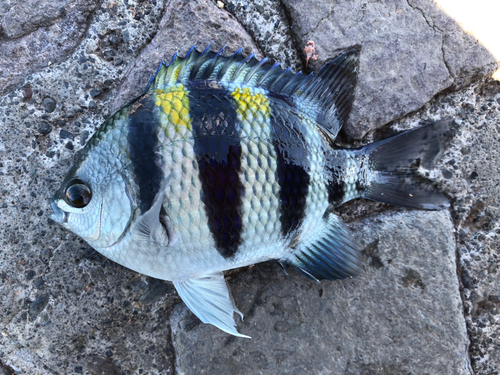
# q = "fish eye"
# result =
<box><xmin>64</xmin><ymin>179</ymin><xmax>92</xmax><ymax>208</ymax></box>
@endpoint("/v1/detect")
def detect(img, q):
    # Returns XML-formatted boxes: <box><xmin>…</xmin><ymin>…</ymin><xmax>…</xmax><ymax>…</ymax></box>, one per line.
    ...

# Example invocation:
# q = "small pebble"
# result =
<box><xmin>23</xmin><ymin>86</ymin><xmax>33</xmax><ymax>99</ymax></box>
<box><xmin>80</xmin><ymin>130</ymin><xmax>90</xmax><ymax>145</ymax></box>
<box><xmin>90</xmin><ymin>88</ymin><xmax>102</xmax><ymax>98</ymax></box>
<box><xmin>65</xmin><ymin>141</ymin><xmax>74</xmax><ymax>150</ymax></box>
<box><xmin>441</xmin><ymin>169</ymin><xmax>453</xmax><ymax>179</ymax></box>
<box><xmin>38</xmin><ymin>122</ymin><xmax>52</xmax><ymax>135</ymax></box>
<box><xmin>34</xmin><ymin>278</ymin><xmax>45</xmax><ymax>289</ymax></box>
<box><xmin>59</xmin><ymin>130</ymin><xmax>74</xmax><ymax>140</ymax></box>
<box><xmin>43</xmin><ymin>97</ymin><xmax>57</xmax><ymax>113</ymax></box>
<box><xmin>217</xmin><ymin>1</ymin><xmax>224</xmax><ymax>8</ymax></box>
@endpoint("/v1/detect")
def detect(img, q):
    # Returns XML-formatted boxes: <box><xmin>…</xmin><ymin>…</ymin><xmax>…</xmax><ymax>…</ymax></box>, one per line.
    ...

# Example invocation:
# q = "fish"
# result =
<box><xmin>50</xmin><ymin>45</ymin><xmax>454</xmax><ymax>337</ymax></box>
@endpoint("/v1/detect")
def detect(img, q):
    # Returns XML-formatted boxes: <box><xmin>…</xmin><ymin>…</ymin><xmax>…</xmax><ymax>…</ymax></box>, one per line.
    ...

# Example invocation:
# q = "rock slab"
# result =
<box><xmin>171</xmin><ymin>210</ymin><xmax>471</xmax><ymax>375</ymax></box>
<box><xmin>1</xmin><ymin>0</ymin><xmax>500</xmax><ymax>373</ymax></box>
<box><xmin>282</xmin><ymin>0</ymin><xmax>498</xmax><ymax>139</ymax></box>
<box><xmin>382</xmin><ymin>78</ymin><xmax>500</xmax><ymax>374</ymax></box>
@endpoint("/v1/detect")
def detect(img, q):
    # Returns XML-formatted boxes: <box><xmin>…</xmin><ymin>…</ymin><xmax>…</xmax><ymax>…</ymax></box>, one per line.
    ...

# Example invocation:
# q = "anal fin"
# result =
<box><xmin>282</xmin><ymin>211</ymin><xmax>363</xmax><ymax>282</ymax></box>
<box><xmin>173</xmin><ymin>272</ymin><xmax>250</xmax><ymax>338</ymax></box>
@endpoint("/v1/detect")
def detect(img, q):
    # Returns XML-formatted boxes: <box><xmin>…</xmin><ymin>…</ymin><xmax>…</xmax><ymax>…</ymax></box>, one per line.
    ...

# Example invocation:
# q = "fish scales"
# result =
<box><xmin>51</xmin><ymin>46</ymin><xmax>455</xmax><ymax>337</ymax></box>
<box><xmin>163</xmin><ymin>82</ymin><xmax>332</xmax><ymax>266</ymax></box>
<box><xmin>151</xmin><ymin>80</ymin><xmax>332</xmax><ymax>267</ymax></box>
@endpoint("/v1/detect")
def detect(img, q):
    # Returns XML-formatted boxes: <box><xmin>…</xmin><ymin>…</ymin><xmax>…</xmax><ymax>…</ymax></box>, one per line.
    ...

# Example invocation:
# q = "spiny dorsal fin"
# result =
<box><xmin>147</xmin><ymin>46</ymin><xmax>360</xmax><ymax>137</ymax></box>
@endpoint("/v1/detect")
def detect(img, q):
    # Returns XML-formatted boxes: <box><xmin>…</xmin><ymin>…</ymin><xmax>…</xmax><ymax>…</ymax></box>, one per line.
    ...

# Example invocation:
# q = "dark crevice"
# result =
<box><xmin>303</xmin><ymin>7</ymin><xmax>334</xmax><ymax>40</ymax></box>
<box><xmin>0</xmin><ymin>359</ymin><xmax>15</xmax><ymax>375</ymax></box>
<box><xmin>406</xmin><ymin>0</ymin><xmax>433</xmax><ymax>28</ymax></box>
<box><xmin>439</xmin><ymin>37</ymin><xmax>453</xmax><ymax>81</ymax></box>
<box><xmin>278</xmin><ymin>0</ymin><xmax>307</xmax><ymax>72</ymax></box>
<box><xmin>167</xmin><ymin>310</ymin><xmax>178</xmax><ymax>375</ymax></box>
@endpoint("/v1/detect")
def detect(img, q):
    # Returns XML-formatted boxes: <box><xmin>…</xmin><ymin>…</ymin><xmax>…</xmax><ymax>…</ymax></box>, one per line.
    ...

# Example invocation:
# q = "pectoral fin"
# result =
<box><xmin>173</xmin><ymin>272</ymin><xmax>250</xmax><ymax>338</ymax></box>
<box><xmin>134</xmin><ymin>175</ymin><xmax>172</xmax><ymax>246</ymax></box>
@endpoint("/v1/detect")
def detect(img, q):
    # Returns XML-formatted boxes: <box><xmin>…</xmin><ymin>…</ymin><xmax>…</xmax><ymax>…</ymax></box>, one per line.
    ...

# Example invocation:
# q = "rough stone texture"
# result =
<box><xmin>0</xmin><ymin>334</ymin><xmax>54</xmax><ymax>375</ymax></box>
<box><xmin>0</xmin><ymin>0</ymin><xmax>99</xmax><ymax>96</ymax></box>
<box><xmin>282</xmin><ymin>0</ymin><xmax>498</xmax><ymax>140</ymax></box>
<box><xmin>408</xmin><ymin>0</ymin><xmax>499</xmax><ymax>91</ymax></box>
<box><xmin>171</xmin><ymin>211</ymin><xmax>471</xmax><ymax>375</ymax></box>
<box><xmin>217</xmin><ymin>0</ymin><xmax>302</xmax><ymax>70</ymax></box>
<box><xmin>1</xmin><ymin>0</ymin><xmax>500</xmax><ymax>373</ymax></box>
<box><xmin>110</xmin><ymin>0</ymin><xmax>262</xmax><ymax>113</ymax></box>
<box><xmin>0</xmin><ymin>0</ymin><xmax>262</xmax><ymax>373</ymax></box>
<box><xmin>374</xmin><ymin>78</ymin><xmax>500</xmax><ymax>374</ymax></box>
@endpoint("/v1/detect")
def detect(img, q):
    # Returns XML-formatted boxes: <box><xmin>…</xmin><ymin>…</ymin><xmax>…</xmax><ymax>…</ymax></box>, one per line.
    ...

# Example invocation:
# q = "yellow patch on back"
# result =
<box><xmin>230</xmin><ymin>87</ymin><xmax>270</xmax><ymax>129</ymax></box>
<box><xmin>154</xmin><ymin>84</ymin><xmax>192</xmax><ymax>135</ymax></box>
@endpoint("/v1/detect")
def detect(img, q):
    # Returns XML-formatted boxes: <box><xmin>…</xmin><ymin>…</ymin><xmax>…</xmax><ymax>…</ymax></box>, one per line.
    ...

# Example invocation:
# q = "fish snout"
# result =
<box><xmin>50</xmin><ymin>198</ymin><xmax>66</xmax><ymax>224</ymax></box>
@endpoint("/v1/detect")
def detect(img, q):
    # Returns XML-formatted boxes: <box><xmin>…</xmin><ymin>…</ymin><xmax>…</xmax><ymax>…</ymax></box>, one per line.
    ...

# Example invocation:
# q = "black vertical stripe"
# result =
<box><xmin>127</xmin><ymin>95</ymin><xmax>163</xmax><ymax>213</ymax></box>
<box><xmin>270</xmin><ymin>100</ymin><xmax>311</xmax><ymax>237</ymax></box>
<box><xmin>188</xmin><ymin>84</ymin><xmax>244</xmax><ymax>258</ymax></box>
<box><xmin>327</xmin><ymin>178</ymin><xmax>345</xmax><ymax>206</ymax></box>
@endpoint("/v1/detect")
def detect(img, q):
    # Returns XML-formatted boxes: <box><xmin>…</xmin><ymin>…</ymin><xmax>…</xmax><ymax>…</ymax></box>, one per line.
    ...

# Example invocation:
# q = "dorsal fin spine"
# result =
<box><xmin>269</xmin><ymin>67</ymin><xmax>292</xmax><ymax>92</ymax></box>
<box><xmin>231</xmin><ymin>54</ymin><xmax>258</xmax><ymax>84</ymax></box>
<box><xmin>204</xmin><ymin>46</ymin><xmax>225</xmax><ymax>80</ymax></box>
<box><xmin>244</xmin><ymin>57</ymin><xmax>269</xmax><ymax>85</ymax></box>
<box><xmin>201</xmin><ymin>43</ymin><xmax>213</xmax><ymax>55</ymax></box>
<box><xmin>255</xmin><ymin>62</ymin><xmax>280</xmax><ymax>87</ymax></box>
<box><xmin>217</xmin><ymin>48</ymin><xmax>242</xmax><ymax>81</ymax></box>
<box><xmin>176</xmin><ymin>46</ymin><xmax>197</xmax><ymax>83</ymax></box>
<box><xmin>148</xmin><ymin>46</ymin><xmax>359</xmax><ymax>139</ymax></box>
<box><xmin>280</xmin><ymin>71</ymin><xmax>304</xmax><ymax>95</ymax></box>
<box><xmin>236</xmin><ymin>53</ymin><xmax>256</xmax><ymax>81</ymax></box>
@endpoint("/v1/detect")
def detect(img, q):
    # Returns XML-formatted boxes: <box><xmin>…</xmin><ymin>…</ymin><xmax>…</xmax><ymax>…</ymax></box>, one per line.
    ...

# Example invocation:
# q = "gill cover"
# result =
<box><xmin>51</xmin><ymin>168</ymin><xmax>133</xmax><ymax>249</ymax></box>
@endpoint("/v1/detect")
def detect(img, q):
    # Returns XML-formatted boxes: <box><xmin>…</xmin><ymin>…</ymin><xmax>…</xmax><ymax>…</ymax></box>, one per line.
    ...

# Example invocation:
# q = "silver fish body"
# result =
<box><xmin>50</xmin><ymin>46</ymin><xmax>454</xmax><ymax>336</ymax></box>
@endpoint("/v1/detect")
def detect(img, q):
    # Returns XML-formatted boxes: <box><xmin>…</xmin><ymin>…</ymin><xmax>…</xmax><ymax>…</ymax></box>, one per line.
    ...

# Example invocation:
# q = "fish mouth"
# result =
<box><xmin>50</xmin><ymin>199</ymin><xmax>67</xmax><ymax>224</ymax></box>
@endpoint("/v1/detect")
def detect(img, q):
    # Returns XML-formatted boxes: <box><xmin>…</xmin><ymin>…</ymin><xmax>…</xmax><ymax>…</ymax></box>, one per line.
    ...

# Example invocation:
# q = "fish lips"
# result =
<box><xmin>50</xmin><ymin>197</ymin><xmax>67</xmax><ymax>224</ymax></box>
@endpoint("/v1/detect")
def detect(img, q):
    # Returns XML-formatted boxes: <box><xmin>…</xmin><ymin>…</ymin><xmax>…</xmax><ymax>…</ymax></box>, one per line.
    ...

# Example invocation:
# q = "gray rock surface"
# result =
<box><xmin>282</xmin><ymin>0</ymin><xmax>498</xmax><ymax>139</ymax></box>
<box><xmin>110</xmin><ymin>0</ymin><xmax>261</xmax><ymax>113</ymax></box>
<box><xmin>380</xmin><ymin>78</ymin><xmax>500</xmax><ymax>374</ymax></box>
<box><xmin>220</xmin><ymin>0</ymin><xmax>302</xmax><ymax>70</ymax></box>
<box><xmin>0</xmin><ymin>0</ymin><xmax>499</xmax><ymax>374</ymax></box>
<box><xmin>171</xmin><ymin>210</ymin><xmax>470</xmax><ymax>375</ymax></box>
<box><xmin>0</xmin><ymin>0</ymin><xmax>100</xmax><ymax>96</ymax></box>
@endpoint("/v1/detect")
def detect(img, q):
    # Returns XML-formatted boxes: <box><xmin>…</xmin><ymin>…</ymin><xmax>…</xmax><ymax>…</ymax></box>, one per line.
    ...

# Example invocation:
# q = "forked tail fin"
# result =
<box><xmin>361</xmin><ymin>120</ymin><xmax>456</xmax><ymax>210</ymax></box>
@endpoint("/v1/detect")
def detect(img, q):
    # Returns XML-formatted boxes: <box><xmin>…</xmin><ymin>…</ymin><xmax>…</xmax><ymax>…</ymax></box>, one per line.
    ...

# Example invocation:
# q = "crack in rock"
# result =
<box><xmin>405</xmin><ymin>0</ymin><xmax>453</xmax><ymax>80</ymax></box>
<box><xmin>303</xmin><ymin>4</ymin><xmax>334</xmax><ymax>39</ymax></box>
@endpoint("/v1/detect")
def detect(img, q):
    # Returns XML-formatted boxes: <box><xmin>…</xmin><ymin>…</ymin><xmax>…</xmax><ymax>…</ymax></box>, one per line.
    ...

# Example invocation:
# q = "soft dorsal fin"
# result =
<box><xmin>297</xmin><ymin>49</ymin><xmax>359</xmax><ymax>138</ymax></box>
<box><xmin>146</xmin><ymin>46</ymin><xmax>360</xmax><ymax>137</ymax></box>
